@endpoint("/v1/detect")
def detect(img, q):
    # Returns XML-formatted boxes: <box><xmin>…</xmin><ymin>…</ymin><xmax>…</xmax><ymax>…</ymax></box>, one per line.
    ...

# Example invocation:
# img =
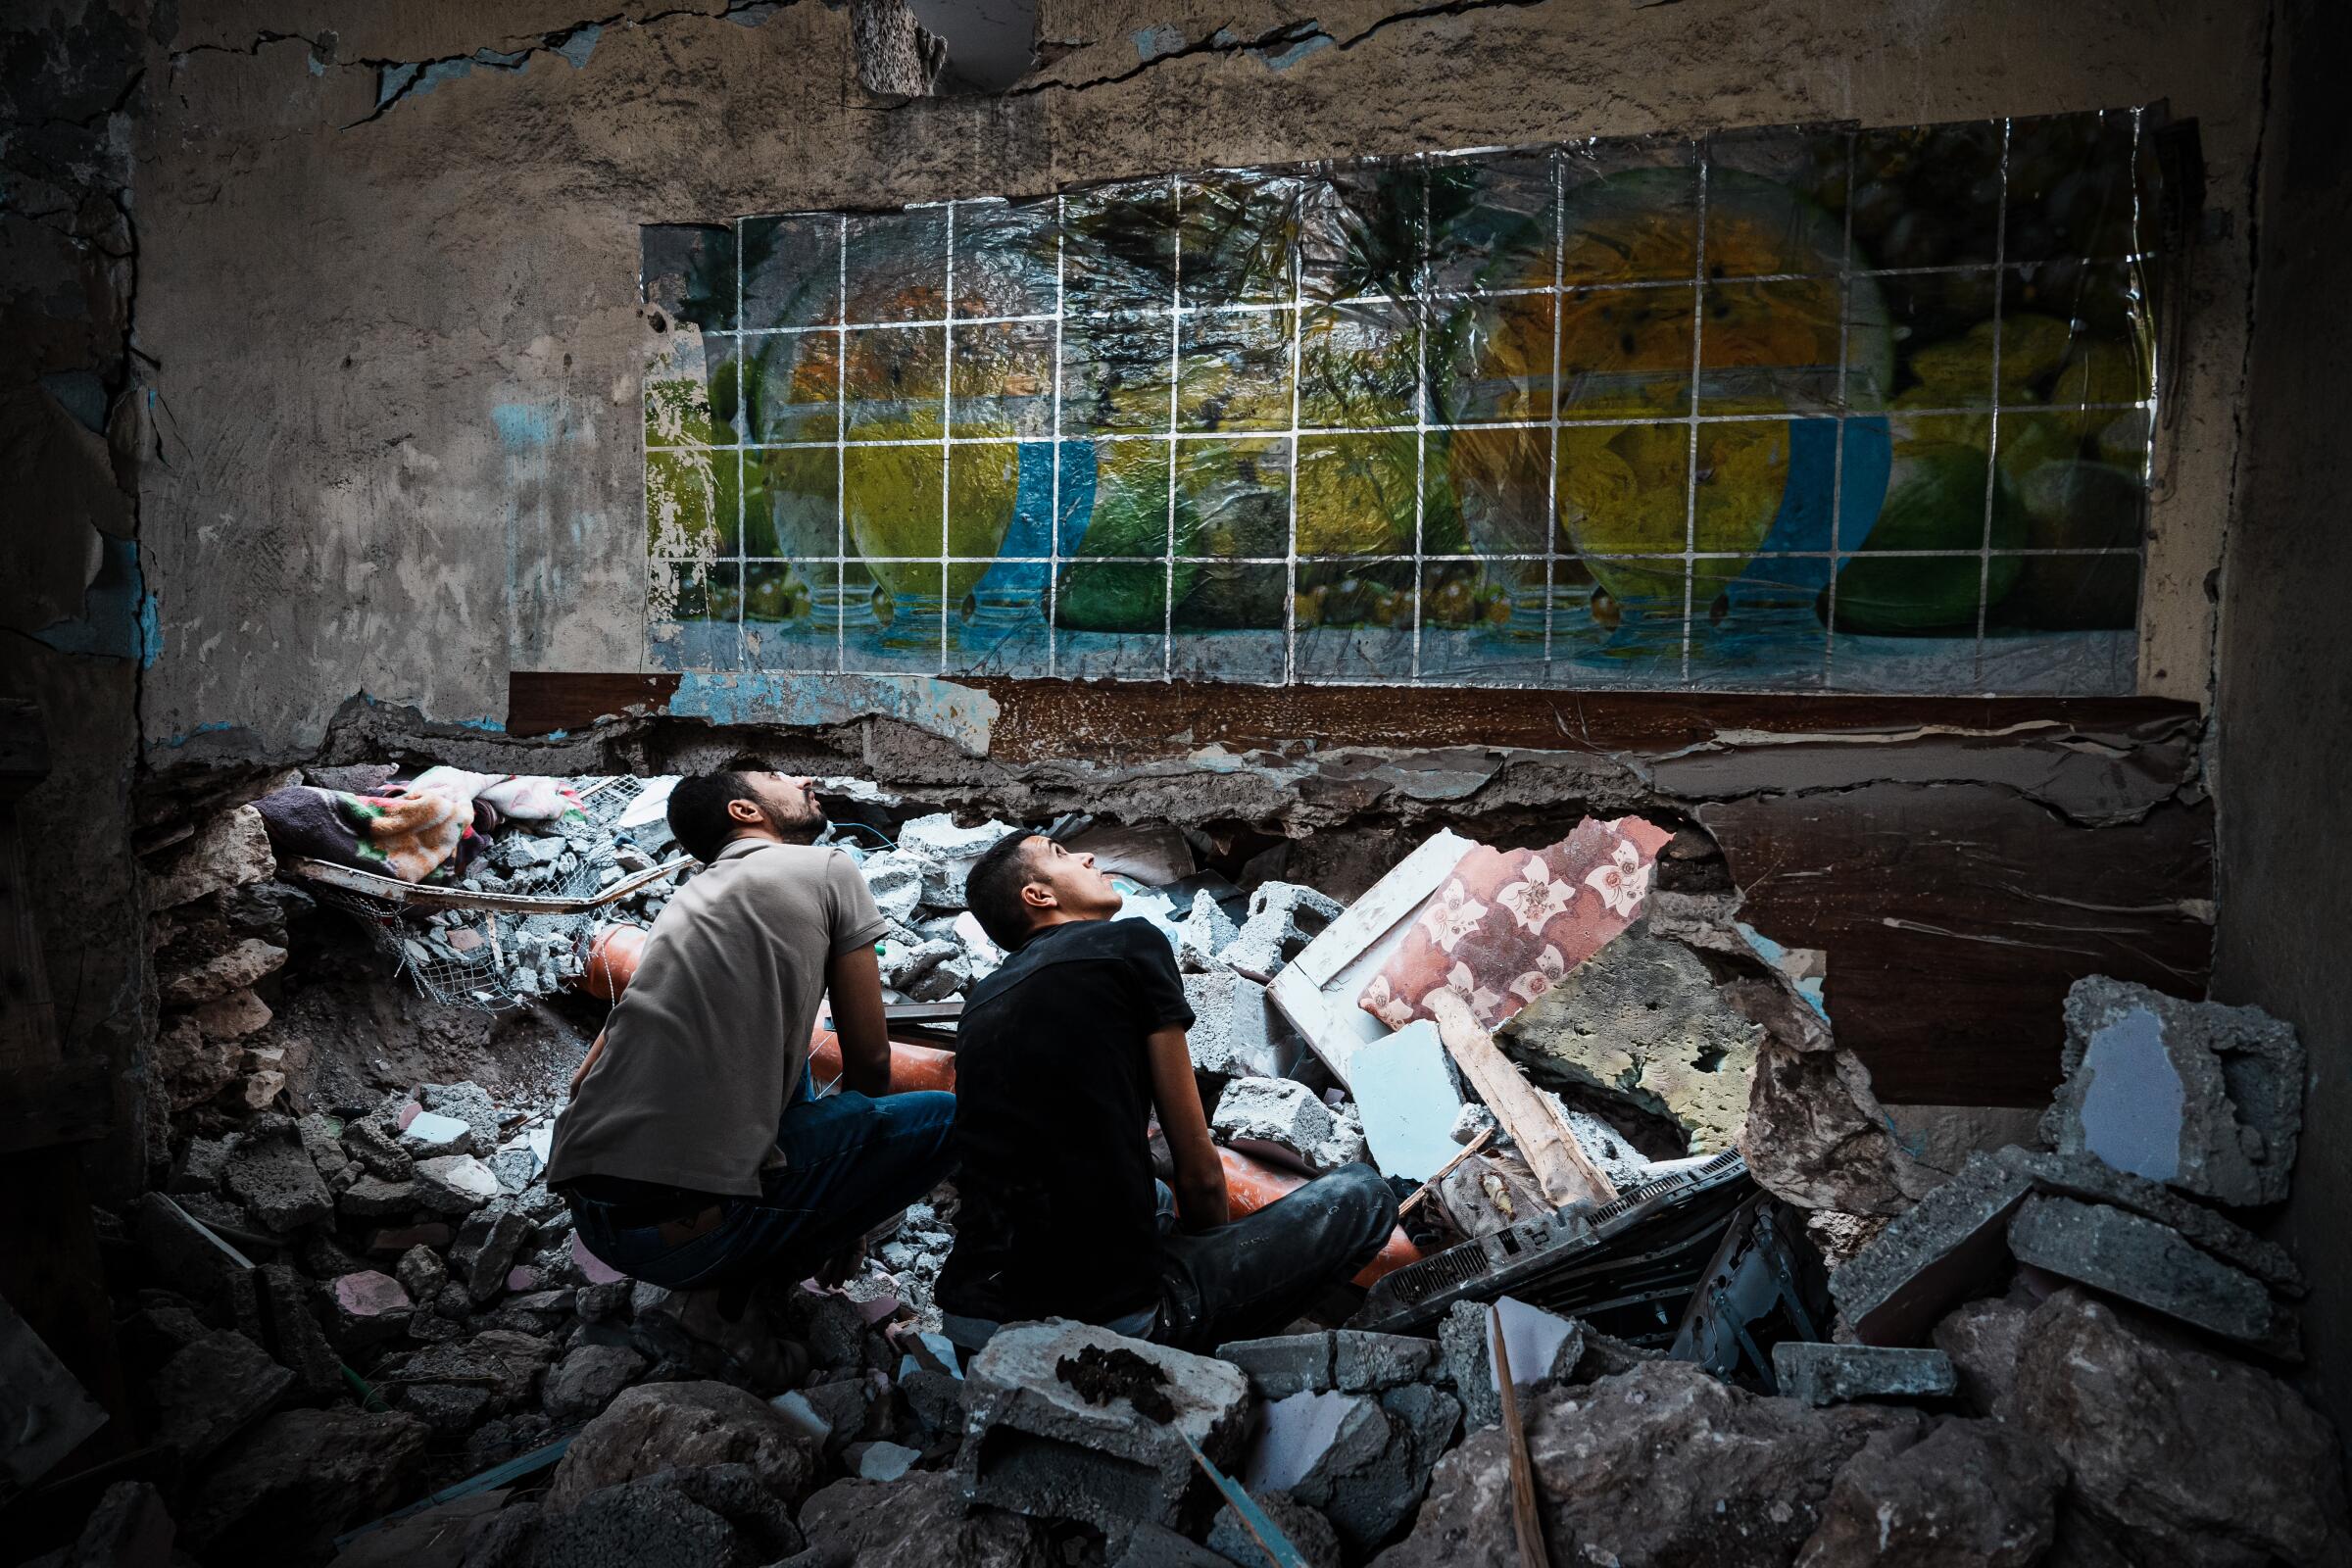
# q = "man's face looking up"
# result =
<box><xmin>731</xmin><ymin>771</ymin><xmax>825</xmax><ymax>841</ymax></box>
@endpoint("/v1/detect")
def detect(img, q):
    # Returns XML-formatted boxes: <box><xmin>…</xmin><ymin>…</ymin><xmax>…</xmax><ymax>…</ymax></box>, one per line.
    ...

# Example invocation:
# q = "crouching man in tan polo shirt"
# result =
<box><xmin>548</xmin><ymin>770</ymin><xmax>956</xmax><ymax>1313</ymax></box>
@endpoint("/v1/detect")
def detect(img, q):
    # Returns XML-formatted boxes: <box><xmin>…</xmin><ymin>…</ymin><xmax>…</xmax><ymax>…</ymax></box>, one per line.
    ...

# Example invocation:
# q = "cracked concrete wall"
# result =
<box><xmin>3</xmin><ymin>0</ymin><xmax>161</xmax><ymax>1194</ymax></box>
<box><xmin>126</xmin><ymin>0</ymin><xmax>2266</xmax><ymax>768</ymax></box>
<box><xmin>2215</xmin><ymin>0</ymin><xmax>2352</xmax><ymax>1457</ymax></box>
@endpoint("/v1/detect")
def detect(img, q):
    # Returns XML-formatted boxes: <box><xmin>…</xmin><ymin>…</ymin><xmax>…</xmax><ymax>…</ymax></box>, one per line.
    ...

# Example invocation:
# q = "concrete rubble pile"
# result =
<box><xmin>84</xmin><ymin>796</ymin><xmax>2352</xmax><ymax>1568</ymax></box>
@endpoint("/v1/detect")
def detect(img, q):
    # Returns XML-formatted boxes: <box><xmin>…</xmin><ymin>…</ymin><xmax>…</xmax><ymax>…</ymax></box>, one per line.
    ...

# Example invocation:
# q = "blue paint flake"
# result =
<box><xmin>493</xmin><ymin>403</ymin><xmax>559</xmax><ymax>450</ymax></box>
<box><xmin>552</xmin><ymin>24</ymin><xmax>602</xmax><ymax>69</ymax></box>
<box><xmin>1132</xmin><ymin>23</ymin><xmax>1186</xmax><ymax>60</ymax></box>
<box><xmin>374</xmin><ymin>62</ymin><xmax>421</xmax><ymax>108</ymax></box>
<box><xmin>1254</xmin><ymin>32</ymin><xmax>1331</xmax><ymax>71</ymax></box>
<box><xmin>672</xmin><ymin>672</ymin><xmax>998</xmax><ymax>756</ymax></box>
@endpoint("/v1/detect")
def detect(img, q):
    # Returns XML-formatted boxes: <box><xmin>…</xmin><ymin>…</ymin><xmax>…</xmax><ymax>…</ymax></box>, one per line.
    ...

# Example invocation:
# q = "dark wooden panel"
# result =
<box><xmin>509</xmin><ymin>669</ymin><xmax>2196</xmax><ymax>756</ymax></box>
<box><xmin>1700</xmin><ymin>785</ymin><xmax>2215</xmax><ymax>1106</ymax></box>
<box><xmin>507</xmin><ymin>673</ymin><xmax>680</xmax><ymax>738</ymax></box>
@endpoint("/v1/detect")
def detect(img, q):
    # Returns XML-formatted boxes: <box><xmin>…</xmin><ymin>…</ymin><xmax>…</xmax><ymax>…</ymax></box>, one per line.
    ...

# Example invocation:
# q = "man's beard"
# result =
<box><xmin>759</xmin><ymin>794</ymin><xmax>823</xmax><ymax>845</ymax></box>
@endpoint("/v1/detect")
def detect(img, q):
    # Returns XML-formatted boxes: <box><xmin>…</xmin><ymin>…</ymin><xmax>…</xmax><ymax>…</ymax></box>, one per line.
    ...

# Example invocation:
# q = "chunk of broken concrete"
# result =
<box><xmin>181</xmin><ymin>1408</ymin><xmax>430</xmax><ymax>1558</ymax></box>
<box><xmin>2006</xmin><ymin>1194</ymin><xmax>2297</xmax><ymax>1356</ymax></box>
<box><xmin>1497</xmin><ymin>928</ymin><xmax>1761</xmax><ymax>1155</ymax></box>
<box><xmin>1830</xmin><ymin>1152</ymin><xmax>2034</xmax><ymax>1347</ymax></box>
<box><xmin>545</xmin><ymin>1381</ymin><xmax>817</xmax><ymax>1512</ymax></box>
<box><xmin>1242</xmin><ymin>1383</ymin><xmax>1459</xmax><ymax>1556</ymax></box>
<box><xmin>956</xmin><ymin>1319</ymin><xmax>1250</xmax><ymax>1534</ymax></box>
<box><xmin>1216</xmin><ymin>1329</ymin><xmax>1437</xmax><ymax>1400</ymax></box>
<box><xmin>149</xmin><ymin>805</ymin><xmax>275</xmax><ymax>909</ymax></box>
<box><xmin>151</xmin><ymin>1330</ymin><xmax>295</xmax><ymax>1462</ymax></box>
<box><xmin>338</xmin><ymin>1176</ymin><xmax>424</xmax><ymax>1220</ymax></box>
<box><xmin>419</xmin><ymin>1082</ymin><xmax>502</xmax><ymax>1153</ymax></box>
<box><xmin>1182</xmin><ymin>969</ymin><xmax>1303</xmax><ymax>1085</ymax></box>
<box><xmin>1438</xmin><ymin>1297</ymin><xmax>1583</xmax><ymax>1432</ymax></box>
<box><xmin>1173</xmin><ymin>889</ymin><xmax>1240</xmax><ymax>973</ymax></box>
<box><xmin>413</xmin><ymin>1153</ymin><xmax>501</xmax><ymax>1213</ymax></box>
<box><xmin>795</xmin><ymin>1471</ymin><xmax>1049</xmax><ymax>1567</ymax></box>
<box><xmin>544</xmin><ymin>1343</ymin><xmax>649</xmax><ymax>1424</ymax></box>
<box><xmin>1740</xmin><ymin>1035</ymin><xmax>1938</xmax><ymax>1217</ymax></box>
<box><xmin>1373</xmin><ymin>1359</ymin><xmax>1920</xmax><ymax>1568</ymax></box>
<box><xmin>159</xmin><ymin>937</ymin><xmax>286</xmax><ymax>1007</ymax></box>
<box><xmin>1794</xmin><ymin>1417</ymin><xmax>2065</xmax><ymax>1568</ymax></box>
<box><xmin>1348</xmin><ymin>1021</ymin><xmax>1465</xmax><ymax>1183</ymax></box>
<box><xmin>1932</xmin><ymin>1292</ymin><xmax>2034</xmax><ymax>1419</ymax></box>
<box><xmin>326</xmin><ymin>1271</ymin><xmax>412</xmax><ymax>1347</ymax></box>
<box><xmin>1771</xmin><ymin>1343</ymin><xmax>1957</xmax><ymax>1406</ymax></box>
<box><xmin>2042</xmin><ymin>977</ymin><xmax>2302</xmax><ymax>1207</ymax></box>
<box><xmin>221</xmin><ymin>1132</ymin><xmax>334</xmax><ymax>1234</ymax></box>
<box><xmin>450</xmin><ymin>1202</ymin><xmax>534</xmax><ymax>1304</ymax></box>
<box><xmin>1993</xmin><ymin>1145</ymin><xmax>2303</xmax><ymax>1293</ymax></box>
<box><xmin>1212</xmin><ymin>1076</ymin><xmax>1366</xmax><ymax>1176</ymax></box>
<box><xmin>2010</xmin><ymin>1289</ymin><xmax>2350</xmax><ymax>1567</ymax></box>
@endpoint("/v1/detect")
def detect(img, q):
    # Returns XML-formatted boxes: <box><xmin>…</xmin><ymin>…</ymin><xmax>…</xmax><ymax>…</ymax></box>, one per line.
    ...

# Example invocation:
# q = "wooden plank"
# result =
<box><xmin>1428</xmin><ymin>992</ymin><xmax>1617</xmax><ymax>1210</ymax></box>
<box><xmin>283</xmin><ymin>856</ymin><xmax>692</xmax><ymax>915</ymax></box>
<box><xmin>1491</xmin><ymin>1309</ymin><xmax>1553</xmax><ymax>1568</ymax></box>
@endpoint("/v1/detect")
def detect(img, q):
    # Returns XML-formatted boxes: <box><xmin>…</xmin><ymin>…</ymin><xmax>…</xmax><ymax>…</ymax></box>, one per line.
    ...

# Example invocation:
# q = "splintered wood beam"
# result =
<box><xmin>1492</xmin><ymin>1308</ymin><xmax>1553</xmax><ymax>1568</ymax></box>
<box><xmin>1426</xmin><ymin>990</ymin><xmax>1617</xmax><ymax>1210</ymax></box>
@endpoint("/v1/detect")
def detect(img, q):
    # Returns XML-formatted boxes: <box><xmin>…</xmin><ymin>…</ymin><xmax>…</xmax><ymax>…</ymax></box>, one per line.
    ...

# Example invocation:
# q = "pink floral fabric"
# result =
<box><xmin>1358</xmin><ymin>815</ymin><xmax>1674</xmax><ymax>1033</ymax></box>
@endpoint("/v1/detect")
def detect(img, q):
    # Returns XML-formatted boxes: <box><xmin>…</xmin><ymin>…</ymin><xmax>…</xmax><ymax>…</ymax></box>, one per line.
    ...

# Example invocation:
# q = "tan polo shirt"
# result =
<box><xmin>547</xmin><ymin>838</ymin><xmax>889</xmax><ymax>1197</ymax></box>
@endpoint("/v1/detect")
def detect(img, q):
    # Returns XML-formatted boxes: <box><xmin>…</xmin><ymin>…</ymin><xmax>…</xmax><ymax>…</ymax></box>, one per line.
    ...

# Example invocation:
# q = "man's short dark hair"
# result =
<box><xmin>666</xmin><ymin>771</ymin><xmax>763</xmax><ymax>862</ymax></box>
<box><xmin>964</xmin><ymin>832</ymin><xmax>1046</xmax><ymax>951</ymax></box>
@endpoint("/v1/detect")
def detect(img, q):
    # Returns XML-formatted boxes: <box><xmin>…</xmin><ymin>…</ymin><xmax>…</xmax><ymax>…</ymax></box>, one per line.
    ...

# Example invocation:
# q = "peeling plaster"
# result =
<box><xmin>670</xmin><ymin>671</ymin><xmax>1000</xmax><ymax>755</ymax></box>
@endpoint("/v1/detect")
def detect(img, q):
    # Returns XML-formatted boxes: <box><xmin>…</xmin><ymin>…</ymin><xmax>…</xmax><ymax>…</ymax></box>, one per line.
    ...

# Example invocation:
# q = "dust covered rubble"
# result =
<box><xmin>103</xmin><ymin>802</ymin><xmax>2352</xmax><ymax>1567</ymax></box>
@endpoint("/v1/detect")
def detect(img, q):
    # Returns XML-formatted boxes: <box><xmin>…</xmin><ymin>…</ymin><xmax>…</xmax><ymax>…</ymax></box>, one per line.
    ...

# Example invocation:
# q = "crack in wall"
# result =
<box><xmin>1005</xmin><ymin>0</ymin><xmax>1552</xmax><ymax>98</ymax></box>
<box><xmin>339</xmin><ymin>0</ymin><xmax>795</xmax><ymax>127</ymax></box>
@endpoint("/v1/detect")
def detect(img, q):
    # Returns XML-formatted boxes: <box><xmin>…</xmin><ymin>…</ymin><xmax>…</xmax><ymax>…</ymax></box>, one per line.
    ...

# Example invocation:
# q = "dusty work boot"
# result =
<box><xmin>647</xmin><ymin>1285</ymin><xmax>810</xmax><ymax>1392</ymax></box>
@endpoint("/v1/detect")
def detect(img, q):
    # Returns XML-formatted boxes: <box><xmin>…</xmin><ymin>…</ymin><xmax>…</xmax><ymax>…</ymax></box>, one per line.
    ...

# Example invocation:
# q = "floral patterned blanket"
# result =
<box><xmin>1358</xmin><ymin>815</ymin><xmax>1672</xmax><ymax>1034</ymax></box>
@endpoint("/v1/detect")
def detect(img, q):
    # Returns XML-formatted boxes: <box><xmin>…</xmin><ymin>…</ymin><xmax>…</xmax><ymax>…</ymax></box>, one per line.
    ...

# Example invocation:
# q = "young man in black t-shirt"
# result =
<box><xmin>936</xmin><ymin>832</ymin><xmax>1397</xmax><ymax>1352</ymax></box>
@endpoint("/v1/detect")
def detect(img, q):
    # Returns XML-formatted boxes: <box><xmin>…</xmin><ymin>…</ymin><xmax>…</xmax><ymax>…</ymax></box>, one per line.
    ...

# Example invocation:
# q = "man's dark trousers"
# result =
<box><xmin>567</xmin><ymin>1075</ymin><xmax>956</xmax><ymax>1290</ymax></box>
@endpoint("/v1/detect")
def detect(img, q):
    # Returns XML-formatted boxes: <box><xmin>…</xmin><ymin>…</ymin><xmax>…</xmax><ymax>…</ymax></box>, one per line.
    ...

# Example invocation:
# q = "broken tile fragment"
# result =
<box><xmin>1348</xmin><ymin>1021</ymin><xmax>1464</xmax><ymax>1183</ymax></box>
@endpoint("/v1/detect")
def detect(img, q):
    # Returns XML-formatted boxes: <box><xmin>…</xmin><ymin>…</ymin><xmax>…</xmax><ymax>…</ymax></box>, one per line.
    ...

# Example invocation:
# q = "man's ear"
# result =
<box><xmin>725</xmin><ymin>796</ymin><xmax>763</xmax><ymax>825</ymax></box>
<box><xmin>1018</xmin><ymin>879</ymin><xmax>1056</xmax><ymax>911</ymax></box>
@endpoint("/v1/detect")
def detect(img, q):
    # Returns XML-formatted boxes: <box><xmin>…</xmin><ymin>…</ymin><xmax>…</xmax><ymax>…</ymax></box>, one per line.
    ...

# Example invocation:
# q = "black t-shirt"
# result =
<box><xmin>936</xmin><ymin>917</ymin><xmax>1196</xmax><ymax>1326</ymax></box>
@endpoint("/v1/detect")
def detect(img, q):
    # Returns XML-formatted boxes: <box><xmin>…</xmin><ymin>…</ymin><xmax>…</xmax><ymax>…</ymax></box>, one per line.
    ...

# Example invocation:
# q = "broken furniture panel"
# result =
<box><xmin>1268</xmin><ymin>829</ymin><xmax>1478</xmax><ymax>1088</ymax></box>
<box><xmin>1352</xmin><ymin>1151</ymin><xmax>1752</xmax><ymax>1342</ymax></box>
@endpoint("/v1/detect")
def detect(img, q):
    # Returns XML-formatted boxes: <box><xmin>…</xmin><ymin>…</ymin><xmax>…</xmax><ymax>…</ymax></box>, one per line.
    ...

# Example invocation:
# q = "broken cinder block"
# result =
<box><xmin>1215</xmin><ymin>1329</ymin><xmax>1437</xmax><ymax>1400</ymax></box>
<box><xmin>1181</xmin><ymin>970</ymin><xmax>1303</xmax><ymax>1086</ymax></box>
<box><xmin>955</xmin><ymin>1320</ymin><xmax>1250</xmax><ymax>1534</ymax></box>
<box><xmin>2042</xmin><ymin>977</ymin><xmax>2303</xmax><ymax>1208</ymax></box>
<box><xmin>1771</xmin><ymin>1342</ymin><xmax>1957</xmax><ymax>1406</ymax></box>
<box><xmin>1219</xmin><ymin>882</ymin><xmax>1343</xmax><ymax>981</ymax></box>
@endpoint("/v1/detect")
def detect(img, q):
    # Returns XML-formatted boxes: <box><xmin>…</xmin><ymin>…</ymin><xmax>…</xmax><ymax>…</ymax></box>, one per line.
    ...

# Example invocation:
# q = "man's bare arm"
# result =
<box><xmin>569</xmin><ymin>1031</ymin><xmax>607</xmax><ymax>1095</ymax></box>
<box><xmin>827</xmin><ymin>944</ymin><xmax>892</xmax><ymax>1098</ymax></box>
<box><xmin>1147</xmin><ymin>1023</ymin><xmax>1229</xmax><ymax>1231</ymax></box>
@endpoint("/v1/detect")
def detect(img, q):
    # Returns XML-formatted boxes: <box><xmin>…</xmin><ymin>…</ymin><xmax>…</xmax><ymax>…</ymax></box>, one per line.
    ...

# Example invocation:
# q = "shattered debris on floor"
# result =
<box><xmin>45</xmin><ymin>774</ymin><xmax>2350</xmax><ymax>1568</ymax></box>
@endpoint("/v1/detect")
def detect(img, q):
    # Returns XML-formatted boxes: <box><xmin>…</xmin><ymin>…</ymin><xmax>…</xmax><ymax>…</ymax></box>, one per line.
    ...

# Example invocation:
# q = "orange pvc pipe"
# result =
<box><xmin>807</xmin><ymin>1027</ymin><xmax>958</xmax><ymax>1095</ymax></box>
<box><xmin>1216</xmin><ymin>1146</ymin><xmax>1422</xmax><ymax>1288</ymax></box>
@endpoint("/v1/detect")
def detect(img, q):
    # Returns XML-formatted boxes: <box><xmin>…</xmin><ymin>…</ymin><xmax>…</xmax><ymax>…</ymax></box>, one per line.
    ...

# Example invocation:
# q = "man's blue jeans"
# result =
<box><xmin>567</xmin><ymin>1078</ymin><xmax>958</xmax><ymax>1292</ymax></box>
